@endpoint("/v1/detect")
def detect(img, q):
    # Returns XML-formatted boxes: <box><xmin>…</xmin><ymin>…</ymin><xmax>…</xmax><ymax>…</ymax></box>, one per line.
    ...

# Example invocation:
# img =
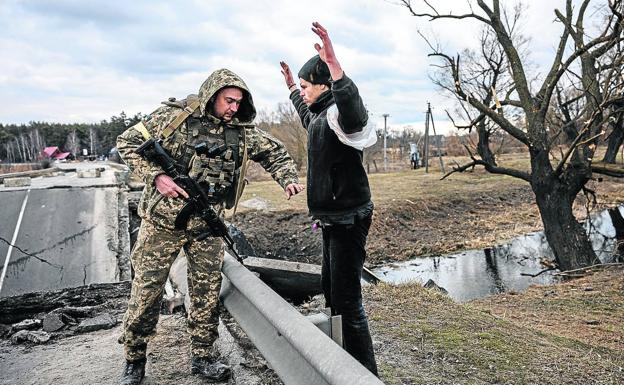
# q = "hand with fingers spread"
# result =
<box><xmin>280</xmin><ymin>61</ymin><xmax>297</xmax><ymax>91</ymax></box>
<box><xmin>311</xmin><ymin>21</ymin><xmax>343</xmax><ymax>81</ymax></box>
<box><xmin>155</xmin><ymin>174</ymin><xmax>189</xmax><ymax>199</ymax></box>
<box><xmin>284</xmin><ymin>182</ymin><xmax>305</xmax><ymax>200</ymax></box>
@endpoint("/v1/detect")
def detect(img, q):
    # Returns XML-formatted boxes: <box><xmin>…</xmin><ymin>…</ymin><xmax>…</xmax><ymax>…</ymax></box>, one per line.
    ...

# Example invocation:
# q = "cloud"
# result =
<box><xmin>0</xmin><ymin>0</ymin><xmax>606</xmax><ymax>126</ymax></box>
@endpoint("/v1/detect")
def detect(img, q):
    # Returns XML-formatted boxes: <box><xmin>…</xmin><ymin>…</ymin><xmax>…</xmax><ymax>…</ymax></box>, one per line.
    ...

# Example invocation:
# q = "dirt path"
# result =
<box><xmin>0</xmin><ymin>313</ymin><xmax>277</xmax><ymax>385</ymax></box>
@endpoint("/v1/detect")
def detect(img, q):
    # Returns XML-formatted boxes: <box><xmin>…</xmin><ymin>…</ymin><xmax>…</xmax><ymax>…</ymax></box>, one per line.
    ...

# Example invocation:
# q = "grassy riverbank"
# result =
<box><xmin>366</xmin><ymin>264</ymin><xmax>623</xmax><ymax>384</ymax></box>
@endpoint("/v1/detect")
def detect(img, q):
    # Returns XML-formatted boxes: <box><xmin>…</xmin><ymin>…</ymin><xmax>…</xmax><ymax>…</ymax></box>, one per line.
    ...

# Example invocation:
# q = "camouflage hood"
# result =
<box><xmin>198</xmin><ymin>68</ymin><xmax>256</xmax><ymax>123</ymax></box>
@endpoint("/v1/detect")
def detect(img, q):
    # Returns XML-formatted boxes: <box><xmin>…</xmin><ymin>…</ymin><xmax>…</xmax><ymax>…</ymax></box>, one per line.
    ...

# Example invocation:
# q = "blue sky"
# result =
<box><xmin>0</xmin><ymin>0</ymin><xmax>598</xmax><ymax>134</ymax></box>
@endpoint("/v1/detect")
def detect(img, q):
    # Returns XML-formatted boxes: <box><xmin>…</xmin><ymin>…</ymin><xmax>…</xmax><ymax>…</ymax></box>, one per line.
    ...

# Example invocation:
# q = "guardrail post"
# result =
<box><xmin>306</xmin><ymin>309</ymin><xmax>343</xmax><ymax>347</ymax></box>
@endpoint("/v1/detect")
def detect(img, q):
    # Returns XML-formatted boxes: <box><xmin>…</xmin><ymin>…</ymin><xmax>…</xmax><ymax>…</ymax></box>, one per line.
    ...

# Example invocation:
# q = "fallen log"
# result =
<box><xmin>591</xmin><ymin>162</ymin><xmax>624</xmax><ymax>178</ymax></box>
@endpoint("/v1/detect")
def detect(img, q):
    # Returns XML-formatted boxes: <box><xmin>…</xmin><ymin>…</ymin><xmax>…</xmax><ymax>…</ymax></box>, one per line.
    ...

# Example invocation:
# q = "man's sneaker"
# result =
<box><xmin>191</xmin><ymin>356</ymin><xmax>231</xmax><ymax>382</ymax></box>
<box><xmin>118</xmin><ymin>358</ymin><xmax>146</xmax><ymax>385</ymax></box>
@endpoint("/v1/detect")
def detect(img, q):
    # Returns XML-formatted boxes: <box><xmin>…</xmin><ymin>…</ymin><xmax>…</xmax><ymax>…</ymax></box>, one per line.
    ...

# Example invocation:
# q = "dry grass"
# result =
<box><xmin>366</xmin><ymin>280</ymin><xmax>624</xmax><ymax>385</ymax></box>
<box><xmin>472</xmin><ymin>265</ymin><xmax>624</xmax><ymax>352</ymax></box>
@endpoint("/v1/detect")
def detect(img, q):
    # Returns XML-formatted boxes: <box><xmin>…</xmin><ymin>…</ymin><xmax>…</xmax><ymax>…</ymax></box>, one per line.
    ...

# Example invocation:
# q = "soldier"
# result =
<box><xmin>116</xmin><ymin>68</ymin><xmax>304</xmax><ymax>384</ymax></box>
<box><xmin>279</xmin><ymin>22</ymin><xmax>379</xmax><ymax>375</ymax></box>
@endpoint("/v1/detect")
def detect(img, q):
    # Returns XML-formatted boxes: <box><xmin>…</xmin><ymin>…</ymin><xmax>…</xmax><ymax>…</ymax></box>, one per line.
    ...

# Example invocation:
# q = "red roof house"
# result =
<box><xmin>42</xmin><ymin>147</ymin><xmax>72</xmax><ymax>160</ymax></box>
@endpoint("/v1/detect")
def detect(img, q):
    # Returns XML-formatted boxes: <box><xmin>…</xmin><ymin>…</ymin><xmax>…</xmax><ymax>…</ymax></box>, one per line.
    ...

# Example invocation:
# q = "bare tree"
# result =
<box><xmin>274</xmin><ymin>102</ymin><xmax>307</xmax><ymax>168</ymax></box>
<box><xmin>256</xmin><ymin>103</ymin><xmax>308</xmax><ymax>169</ymax></box>
<box><xmin>599</xmin><ymin>39</ymin><xmax>624</xmax><ymax>163</ymax></box>
<box><xmin>65</xmin><ymin>129</ymin><xmax>81</xmax><ymax>157</ymax></box>
<box><xmin>88</xmin><ymin>126</ymin><xmax>100</xmax><ymax>156</ymax></box>
<box><xmin>399</xmin><ymin>0</ymin><xmax>624</xmax><ymax>270</ymax></box>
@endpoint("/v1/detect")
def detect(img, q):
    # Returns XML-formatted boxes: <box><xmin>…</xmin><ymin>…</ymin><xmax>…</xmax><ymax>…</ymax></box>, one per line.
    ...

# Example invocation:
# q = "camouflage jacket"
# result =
<box><xmin>117</xmin><ymin>69</ymin><xmax>299</xmax><ymax>229</ymax></box>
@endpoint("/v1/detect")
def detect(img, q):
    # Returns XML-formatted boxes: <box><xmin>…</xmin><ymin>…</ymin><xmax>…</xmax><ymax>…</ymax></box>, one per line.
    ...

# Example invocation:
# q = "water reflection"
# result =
<box><xmin>374</xmin><ymin>249</ymin><xmax>558</xmax><ymax>302</ymax></box>
<box><xmin>374</xmin><ymin>206</ymin><xmax>623</xmax><ymax>302</ymax></box>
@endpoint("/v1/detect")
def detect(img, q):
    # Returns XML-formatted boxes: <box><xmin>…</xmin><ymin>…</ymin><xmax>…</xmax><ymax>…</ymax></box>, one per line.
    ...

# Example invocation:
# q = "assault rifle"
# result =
<box><xmin>135</xmin><ymin>138</ymin><xmax>244</xmax><ymax>264</ymax></box>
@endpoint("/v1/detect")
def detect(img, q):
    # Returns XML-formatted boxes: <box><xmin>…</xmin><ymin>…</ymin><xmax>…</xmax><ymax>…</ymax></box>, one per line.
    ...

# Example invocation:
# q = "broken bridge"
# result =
<box><xmin>0</xmin><ymin>162</ymin><xmax>131</xmax><ymax>297</ymax></box>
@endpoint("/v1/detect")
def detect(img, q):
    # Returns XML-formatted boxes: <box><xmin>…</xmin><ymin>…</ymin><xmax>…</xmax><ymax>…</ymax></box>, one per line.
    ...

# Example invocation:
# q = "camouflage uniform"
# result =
<box><xmin>116</xmin><ymin>69</ymin><xmax>299</xmax><ymax>361</ymax></box>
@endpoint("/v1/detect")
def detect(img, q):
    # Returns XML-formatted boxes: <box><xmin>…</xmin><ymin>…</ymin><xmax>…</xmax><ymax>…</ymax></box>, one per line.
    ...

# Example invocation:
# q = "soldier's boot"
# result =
<box><xmin>191</xmin><ymin>356</ymin><xmax>231</xmax><ymax>382</ymax></box>
<box><xmin>118</xmin><ymin>358</ymin><xmax>146</xmax><ymax>385</ymax></box>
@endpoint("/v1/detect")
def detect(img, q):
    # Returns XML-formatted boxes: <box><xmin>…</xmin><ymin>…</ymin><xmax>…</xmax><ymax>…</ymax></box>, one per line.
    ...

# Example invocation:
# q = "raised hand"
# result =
<box><xmin>311</xmin><ymin>22</ymin><xmax>343</xmax><ymax>80</ymax></box>
<box><xmin>280</xmin><ymin>61</ymin><xmax>296</xmax><ymax>89</ymax></box>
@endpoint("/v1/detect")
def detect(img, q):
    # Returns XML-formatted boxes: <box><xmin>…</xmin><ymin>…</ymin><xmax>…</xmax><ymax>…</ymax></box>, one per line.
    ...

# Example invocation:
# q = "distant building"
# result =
<box><xmin>42</xmin><ymin>146</ymin><xmax>73</xmax><ymax>161</ymax></box>
<box><xmin>430</xmin><ymin>135</ymin><xmax>446</xmax><ymax>148</ymax></box>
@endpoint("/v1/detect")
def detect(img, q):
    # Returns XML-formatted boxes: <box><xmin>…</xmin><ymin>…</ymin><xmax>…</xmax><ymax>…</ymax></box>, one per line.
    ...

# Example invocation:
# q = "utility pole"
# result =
<box><xmin>423</xmin><ymin>102</ymin><xmax>445</xmax><ymax>174</ymax></box>
<box><xmin>382</xmin><ymin>113</ymin><xmax>389</xmax><ymax>172</ymax></box>
<box><xmin>423</xmin><ymin>106</ymin><xmax>430</xmax><ymax>173</ymax></box>
<box><xmin>428</xmin><ymin>103</ymin><xmax>445</xmax><ymax>174</ymax></box>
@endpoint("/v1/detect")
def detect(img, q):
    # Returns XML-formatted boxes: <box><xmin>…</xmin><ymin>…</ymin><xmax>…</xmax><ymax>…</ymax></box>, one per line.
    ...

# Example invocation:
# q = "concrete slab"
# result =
<box><xmin>0</xmin><ymin>167</ymin><xmax>61</xmax><ymax>183</ymax></box>
<box><xmin>77</xmin><ymin>169</ymin><xmax>102</xmax><ymax>178</ymax></box>
<box><xmin>0</xmin><ymin>187</ymin><xmax>123</xmax><ymax>297</ymax></box>
<box><xmin>0</xmin><ymin>162</ymin><xmax>121</xmax><ymax>192</ymax></box>
<box><xmin>243</xmin><ymin>257</ymin><xmax>322</xmax><ymax>300</ymax></box>
<box><xmin>167</xmin><ymin>254</ymin><xmax>322</xmax><ymax>305</ymax></box>
<box><xmin>3</xmin><ymin>177</ymin><xmax>31</xmax><ymax>187</ymax></box>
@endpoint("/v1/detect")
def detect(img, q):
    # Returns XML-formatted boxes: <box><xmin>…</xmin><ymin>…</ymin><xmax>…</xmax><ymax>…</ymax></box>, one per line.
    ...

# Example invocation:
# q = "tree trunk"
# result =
<box><xmin>533</xmin><ymin>182</ymin><xmax>598</xmax><ymax>271</ymax></box>
<box><xmin>476</xmin><ymin>120</ymin><xmax>496</xmax><ymax>165</ymax></box>
<box><xmin>607</xmin><ymin>207</ymin><xmax>624</xmax><ymax>262</ymax></box>
<box><xmin>602</xmin><ymin>113</ymin><xmax>623</xmax><ymax>164</ymax></box>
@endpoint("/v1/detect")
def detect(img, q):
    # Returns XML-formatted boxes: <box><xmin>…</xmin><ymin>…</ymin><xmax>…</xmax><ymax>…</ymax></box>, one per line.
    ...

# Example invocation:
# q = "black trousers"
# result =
<box><xmin>321</xmin><ymin>214</ymin><xmax>378</xmax><ymax>375</ymax></box>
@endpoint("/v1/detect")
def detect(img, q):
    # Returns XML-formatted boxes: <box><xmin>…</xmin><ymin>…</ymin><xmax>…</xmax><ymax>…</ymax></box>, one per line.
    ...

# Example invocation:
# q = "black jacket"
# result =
<box><xmin>290</xmin><ymin>74</ymin><xmax>372</xmax><ymax>216</ymax></box>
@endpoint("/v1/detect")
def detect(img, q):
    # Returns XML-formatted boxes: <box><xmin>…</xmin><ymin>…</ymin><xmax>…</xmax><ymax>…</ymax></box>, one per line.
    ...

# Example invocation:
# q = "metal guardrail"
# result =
<box><xmin>219</xmin><ymin>253</ymin><xmax>384</xmax><ymax>385</ymax></box>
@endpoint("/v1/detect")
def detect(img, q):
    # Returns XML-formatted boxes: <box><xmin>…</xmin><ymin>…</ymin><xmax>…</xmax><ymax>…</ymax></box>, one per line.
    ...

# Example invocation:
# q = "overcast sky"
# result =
<box><xmin>0</xmin><ymin>0</ymin><xmax>600</xmax><ymax>134</ymax></box>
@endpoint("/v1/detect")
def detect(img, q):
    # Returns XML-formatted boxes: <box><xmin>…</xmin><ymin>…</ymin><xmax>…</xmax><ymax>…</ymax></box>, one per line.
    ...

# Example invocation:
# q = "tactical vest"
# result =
<box><xmin>160</xmin><ymin>96</ymin><xmax>246</xmax><ymax>209</ymax></box>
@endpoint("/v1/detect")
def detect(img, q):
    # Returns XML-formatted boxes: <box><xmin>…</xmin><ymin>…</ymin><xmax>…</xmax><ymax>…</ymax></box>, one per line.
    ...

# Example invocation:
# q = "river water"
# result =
<box><xmin>373</xmin><ymin>207</ymin><xmax>623</xmax><ymax>302</ymax></box>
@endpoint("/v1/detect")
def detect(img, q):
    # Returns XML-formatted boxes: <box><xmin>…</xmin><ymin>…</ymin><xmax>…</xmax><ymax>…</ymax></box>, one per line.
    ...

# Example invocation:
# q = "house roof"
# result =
<box><xmin>42</xmin><ymin>147</ymin><xmax>59</xmax><ymax>157</ymax></box>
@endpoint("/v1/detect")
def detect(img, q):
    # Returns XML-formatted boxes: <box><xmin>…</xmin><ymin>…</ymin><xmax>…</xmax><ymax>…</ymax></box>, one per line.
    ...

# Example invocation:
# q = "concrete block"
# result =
<box><xmin>3</xmin><ymin>177</ymin><xmax>31</xmax><ymax>187</ymax></box>
<box><xmin>75</xmin><ymin>313</ymin><xmax>117</xmax><ymax>333</ymax></box>
<box><xmin>77</xmin><ymin>169</ymin><xmax>101</xmax><ymax>178</ymax></box>
<box><xmin>10</xmin><ymin>330</ymin><xmax>50</xmax><ymax>344</ymax></box>
<box><xmin>43</xmin><ymin>313</ymin><xmax>66</xmax><ymax>332</ymax></box>
<box><xmin>243</xmin><ymin>257</ymin><xmax>322</xmax><ymax>300</ymax></box>
<box><xmin>10</xmin><ymin>318</ymin><xmax>41</xmax><ymax>333</ymax></box>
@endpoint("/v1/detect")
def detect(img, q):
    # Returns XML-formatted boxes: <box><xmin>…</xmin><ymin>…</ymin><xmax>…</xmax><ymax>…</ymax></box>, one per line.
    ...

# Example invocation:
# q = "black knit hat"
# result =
<box><xmin>298</xmin><ymin>55</ymin><xmax>331</xmax><ymax>86</ymax></box>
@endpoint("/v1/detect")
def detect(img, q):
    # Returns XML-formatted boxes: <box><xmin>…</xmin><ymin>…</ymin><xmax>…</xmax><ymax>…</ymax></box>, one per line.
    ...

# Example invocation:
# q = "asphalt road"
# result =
<box><xmin>0</xmin><ymin>177</ymin><xmax>123</xmax><ymax>297</ymax></box>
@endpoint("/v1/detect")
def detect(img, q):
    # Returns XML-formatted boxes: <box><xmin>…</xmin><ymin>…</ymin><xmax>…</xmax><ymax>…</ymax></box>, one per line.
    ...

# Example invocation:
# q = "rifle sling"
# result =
<box><xmin>162</xmin><ymin>99</ymin><xmax>201</xmax><ymax>139</ymax></box>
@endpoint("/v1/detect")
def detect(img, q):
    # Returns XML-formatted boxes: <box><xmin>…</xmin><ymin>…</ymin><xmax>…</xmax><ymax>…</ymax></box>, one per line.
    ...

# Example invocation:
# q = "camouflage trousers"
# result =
<box><xmin>118</xmin><ymin>218</ymin><xmax>223</xmax><ymax>361</ymax></box>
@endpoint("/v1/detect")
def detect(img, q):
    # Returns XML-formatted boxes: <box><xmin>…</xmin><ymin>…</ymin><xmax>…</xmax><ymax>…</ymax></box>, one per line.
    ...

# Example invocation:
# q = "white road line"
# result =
<box><xmin>0</xmin><ymin>189</ymin><xmax>31</xmax><ymax>294</ymax></box>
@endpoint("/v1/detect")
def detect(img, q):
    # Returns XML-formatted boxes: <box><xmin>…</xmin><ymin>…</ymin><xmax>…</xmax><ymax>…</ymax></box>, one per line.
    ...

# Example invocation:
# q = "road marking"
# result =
<box><xmin>0</xmin><ymin>189</ymin><xmax>31</xmax><ymax>294</ymax></box>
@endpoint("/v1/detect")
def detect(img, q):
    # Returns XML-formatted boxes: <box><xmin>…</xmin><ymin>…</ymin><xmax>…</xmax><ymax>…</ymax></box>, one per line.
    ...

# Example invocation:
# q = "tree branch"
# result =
<box><xmin>398</xmin><ymin>0</ymin><xmax>491</xmax><ymax>24</ymax></box>
<box><xmin>441</xmin><ymin>155</ymin><xmax>531</xmax><ymax>181</ymax></box>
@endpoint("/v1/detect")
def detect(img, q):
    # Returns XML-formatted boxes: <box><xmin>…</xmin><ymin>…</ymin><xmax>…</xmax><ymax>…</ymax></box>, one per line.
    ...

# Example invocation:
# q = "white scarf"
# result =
<box><xmin>326</xmin><ymin>105</ymin><xmax>377</xmax><ymax>150</ymax></box>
